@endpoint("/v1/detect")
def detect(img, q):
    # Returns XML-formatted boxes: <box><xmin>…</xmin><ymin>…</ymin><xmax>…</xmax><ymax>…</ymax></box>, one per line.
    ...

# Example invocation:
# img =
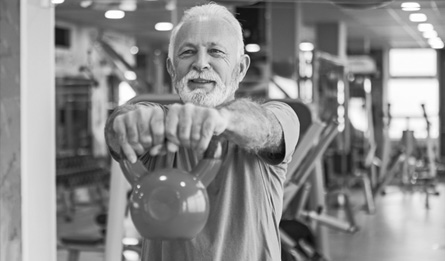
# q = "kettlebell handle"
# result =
<box><xmin>118</xmin><ymin>137</ymin><xmax>223</xmax><ymax>186</ymax></box>
<box><xmin>192</xmin><ymin>137</ymin><xmax>223</xmax><ymax>187</ymax></box>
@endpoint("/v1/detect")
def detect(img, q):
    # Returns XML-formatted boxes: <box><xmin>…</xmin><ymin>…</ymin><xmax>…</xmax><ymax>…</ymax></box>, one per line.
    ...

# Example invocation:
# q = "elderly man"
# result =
<box><xmin>105</xmin><ymin>3</ymin><xmax>300</xmax><ymax>261</ymax></box>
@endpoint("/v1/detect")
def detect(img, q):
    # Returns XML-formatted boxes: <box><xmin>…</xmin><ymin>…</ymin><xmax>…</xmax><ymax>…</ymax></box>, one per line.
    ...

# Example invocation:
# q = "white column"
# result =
<box><xmin>105</xmin><ymin>160</ymin><xmax>129</xmax><ymax>261</ymax></box>
<box><xmin>20</xmin><ymin>1</ymin><xmax>56</xmax><ymax>261</ymax></box>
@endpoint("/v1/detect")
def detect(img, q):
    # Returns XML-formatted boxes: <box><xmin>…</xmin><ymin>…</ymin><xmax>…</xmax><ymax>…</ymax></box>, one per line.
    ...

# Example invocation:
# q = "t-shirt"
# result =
<box><xmin>139</xmin><ymin>101</ymin><xmax>300</xmax><ymax>261</ymax></box>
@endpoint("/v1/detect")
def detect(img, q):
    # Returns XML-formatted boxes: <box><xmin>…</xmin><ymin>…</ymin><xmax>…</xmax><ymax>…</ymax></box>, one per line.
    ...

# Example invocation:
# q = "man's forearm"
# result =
<box><xmin>218</xmin><ymin>98</ymin><xmax>284</xmax><ymax>155</ymax></box>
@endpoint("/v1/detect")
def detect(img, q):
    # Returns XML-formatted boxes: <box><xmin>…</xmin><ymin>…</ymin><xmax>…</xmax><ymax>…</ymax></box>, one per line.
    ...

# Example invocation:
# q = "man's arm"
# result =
<box><xmin>217</xmin><ymin>98</ymin><xmax>289</xmax><ymax>164</ymax></box>
<box><xmin>104</xmin><ymin>99</ymin><xmax>298</xmax><ymax>164</ymax></box>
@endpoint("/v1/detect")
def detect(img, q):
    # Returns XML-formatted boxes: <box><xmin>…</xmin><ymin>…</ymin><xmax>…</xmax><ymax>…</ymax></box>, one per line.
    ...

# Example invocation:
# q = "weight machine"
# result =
<box><xmin>279</xmin><ymin>100</ymin><xmax>358</xmax><ymax>261</ymax></box>
<box><xmin>374</xmin><ymin>104</ymin><xmax>440</xmax><ymax>209</ymax></box>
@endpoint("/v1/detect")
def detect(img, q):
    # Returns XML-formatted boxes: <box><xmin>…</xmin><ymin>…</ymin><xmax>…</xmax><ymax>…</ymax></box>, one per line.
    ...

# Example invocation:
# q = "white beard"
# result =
<box><xmin>174</xmin><ymin>70</ymin><xmax>239</xmax><ymax>107</ymax></box>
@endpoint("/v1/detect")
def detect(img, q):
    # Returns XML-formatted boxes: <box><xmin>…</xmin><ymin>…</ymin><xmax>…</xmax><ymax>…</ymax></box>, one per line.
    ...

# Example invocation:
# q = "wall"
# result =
<box><xmin>0</xmin><ymin>0</ymin><xmax>22</xmax><ymax>259</ymax></box>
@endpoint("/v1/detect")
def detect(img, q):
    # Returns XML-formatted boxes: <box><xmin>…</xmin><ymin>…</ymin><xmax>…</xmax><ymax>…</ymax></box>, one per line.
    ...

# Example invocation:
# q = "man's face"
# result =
<box><xmin>167</xmin><ymin>17</ymin><xmax>249</xmax><ymax>107</ymax></box>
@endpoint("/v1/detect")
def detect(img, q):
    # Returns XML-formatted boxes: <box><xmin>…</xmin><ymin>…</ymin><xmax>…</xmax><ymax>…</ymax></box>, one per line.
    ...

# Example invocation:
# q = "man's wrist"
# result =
<box><xmin>217</xmin><ymin>107</ymin><xmax>233</xmax><ymax>134</ymax></box>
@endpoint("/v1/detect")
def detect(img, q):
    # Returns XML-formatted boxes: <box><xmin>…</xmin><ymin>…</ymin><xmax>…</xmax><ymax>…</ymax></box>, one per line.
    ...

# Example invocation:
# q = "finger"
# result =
<box><xmin>150</xmin><ymin>143</ymin><xmax>167</xmax><ymax>156</ymax></box>
<box><xmin>190</xmin><ymin>122</ymin><xmax>202</xmax><ymax>150</ymax></box>
<box><xmin>121</xmin><ymin>142</ymin><xmax>138</xmax><ymax>163</ymax></box>
<box><xmin>137</xmin><ymin>109</ymin><xmax>152</xmax><ymax>149</ymax></box>
<box><xmin>166</xmin><ymin>140</ymin><xmax>179</xmax><ymax>153</ymax></box>
<box><xmin>150</xmin><ymin>107</ymin><xmax>165</xmax><ymax>146</ymax></box>
<box><xmin>165</xmin><ymin>104</ymin><xmax>180</xmax><ymax>145</ymax></box>
<box><xmin>196</xmin><ymin>118</ymin><xmax>216</xmax><ymax>154</ymax></box>
<box><xmin>124</xmin><ymin>115</ymin><xmax>145</xmax><ymax>155</ymax></box>
<box><xmin>113</xmin><ymin>116</ymin><xmax>136</xmax><ymax>162</ymax></box>
<box><xmin>177</xmin><ymin>104</ymin><xmax>194</xmax><ymax>147</ymax></box>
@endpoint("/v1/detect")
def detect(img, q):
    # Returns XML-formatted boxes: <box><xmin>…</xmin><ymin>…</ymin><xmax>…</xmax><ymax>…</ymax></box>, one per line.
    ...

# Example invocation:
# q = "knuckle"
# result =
<box><xmin>140</xmin><ymin>135</ymin><xmax>152</xmax><ymax>146</ymax></box>
<box><xmin>127</xmin><ymin>130</ymin><xmax>137</xmax><ymax>142</ymax></box>
<box><xmin>169</xmin><ymin>103</ymin><xmax>182</xmax><ymax>112</ymax></box>
<box><xmin>184</xmin><ymin>103</ymin><xmax>195</xmax><ymax>110</ymax></box>
<box><xmin>178</xmin><ymin>131</ymin><xmax>190</xmax><ymax>142</ymax></box>
<box><xmin>117</xmin><ymin>133</ymin><xmax>127</xmax><ymax>144</ymax></box>
<box><xmin>202</xmin><ymin>120</ymin><xmax>214</xmax><ymax>135</ymax></box>
<box><xmin>165</xmin><ymin>129</ymin><xmax>176</xmax><ymax>139</ymax></box>
<box><xmin>208</xmin><ymin>108</ymin><xmax>218</xmax><ymax>117</ymax></box>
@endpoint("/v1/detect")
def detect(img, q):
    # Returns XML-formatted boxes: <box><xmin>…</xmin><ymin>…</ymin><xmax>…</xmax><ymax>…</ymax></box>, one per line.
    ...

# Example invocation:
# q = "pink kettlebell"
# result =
<box><xmin>119</xmin><ymin>138</ymin><xmax>222</xmax><ymax>240</ymax></box>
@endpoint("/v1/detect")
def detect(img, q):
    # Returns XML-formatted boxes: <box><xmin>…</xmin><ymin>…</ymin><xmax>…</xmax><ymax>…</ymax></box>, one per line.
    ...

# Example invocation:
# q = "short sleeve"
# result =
<box><xmin>262</xmin><ymin>101</ymin><xmax>300</xmax><ymax>164</ymax></box>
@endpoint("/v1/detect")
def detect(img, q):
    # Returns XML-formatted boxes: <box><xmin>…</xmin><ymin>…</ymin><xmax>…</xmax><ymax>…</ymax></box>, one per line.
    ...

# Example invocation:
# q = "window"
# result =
<box><xmin>388</xmin><ymin>48</ymin><xmax>438</xmax><ymax>139</ymax></box>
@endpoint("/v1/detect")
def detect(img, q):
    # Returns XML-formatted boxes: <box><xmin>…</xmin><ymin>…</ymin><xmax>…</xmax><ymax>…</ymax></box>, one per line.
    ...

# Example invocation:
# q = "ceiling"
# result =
<box><xmin>55</xmin><ymin>0</ymin><xmax>445</xmax><ymax>51</ymax></box>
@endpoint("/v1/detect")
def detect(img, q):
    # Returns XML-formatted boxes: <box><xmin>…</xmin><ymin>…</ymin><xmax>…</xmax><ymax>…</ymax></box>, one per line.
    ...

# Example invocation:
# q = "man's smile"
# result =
<box><xmin>188</xmin><ymin>78</ymin><xmax>216</xmax><ymax>89</ymax></box>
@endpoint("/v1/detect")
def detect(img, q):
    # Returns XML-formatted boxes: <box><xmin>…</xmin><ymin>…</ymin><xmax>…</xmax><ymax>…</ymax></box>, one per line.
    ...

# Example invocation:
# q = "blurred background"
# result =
<box><xmin>1</xmin><ymin>0</ymin><xmax>445</xmax><ymax>261</ymax></box>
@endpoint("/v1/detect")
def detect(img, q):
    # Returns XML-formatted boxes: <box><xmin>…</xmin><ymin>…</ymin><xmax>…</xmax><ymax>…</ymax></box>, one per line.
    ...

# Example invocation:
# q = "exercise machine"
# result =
<box><xmin>279</xmin><ymin>100</ymin><xmax>358</xmax><ymax>261</ymax></box>
<box><xmin>374</xmin><ymin>104</ymin><xmax>440</xmax><ymax>209</ymax></box>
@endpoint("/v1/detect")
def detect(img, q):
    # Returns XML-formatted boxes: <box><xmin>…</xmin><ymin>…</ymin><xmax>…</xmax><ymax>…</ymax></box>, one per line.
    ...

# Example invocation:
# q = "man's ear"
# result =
<box><xmin>166</xmin><ymin>57</ymin><xmax>175</xmax><ymax>79</ymax></box>
<box><xmin>237</xmin><ymin>54</ymin><xmax>251</xmax><ymax>82</ymax></box>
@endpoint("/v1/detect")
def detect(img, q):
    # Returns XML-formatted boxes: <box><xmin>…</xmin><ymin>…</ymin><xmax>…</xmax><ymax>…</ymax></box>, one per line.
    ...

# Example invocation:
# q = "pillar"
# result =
<box><xmin>269</xmin><ymin>1</ymin><xmax>299</xmax><ymax>78</ymax></box>
<box><xmin>438</xmin><ymin>49</ymin><xmax>445</xmax><ymax>159</ymax></box>
<box><xmin>316</xmin><ymin>22</ymin><xmax>347</xmax><ymax>59</ymax></box>
<box><xmin>0</xmin><ymin>0</ymin><xmax>22</xmax><ymax>259</ymax></box>
<box><xmin>0</xmin><ymin>0</ymin><xmax>56</xmax><ymax>260</ymax></box>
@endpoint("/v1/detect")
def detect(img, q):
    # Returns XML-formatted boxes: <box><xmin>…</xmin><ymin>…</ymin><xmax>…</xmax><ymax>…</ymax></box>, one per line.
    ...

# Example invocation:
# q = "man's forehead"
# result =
<box><xmin>175</xmin><ymin>17</ymin><xmax>238</xmax><ymax>47</ymax></box>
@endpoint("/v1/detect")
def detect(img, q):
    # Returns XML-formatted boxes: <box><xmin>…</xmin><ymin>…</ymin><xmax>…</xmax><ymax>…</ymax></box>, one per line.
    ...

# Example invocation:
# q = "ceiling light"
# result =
<box><xmin>120</xmin><ymin>3</ymin><xmax>137</xmax><ymax>11</ymax></box>
<box><xmin>80</xmin><ymin>1</ymin><xmax>93</xmax><ymax>8</ymax></box>
<box><xmin>155</xmin><ymin>22</ymin><xmax>173</xmax><ymax>31</ymax></box>
<box><xmin>122</xmin><ymin>250</ymin><xmax>140</xmax><ymax>261</ymax></box>
<box><xmin>423</xmin><ymin>30</ymin><xmax>438</xmax><ymax>39</ymax></box>
<box><xmin>431</xmin><ymin>42</ymin><xmax>444</xmax><ymax>49</ymax></box>
<box><xmin>418</xmin><ymin>23</ymin><xmax>434</xmax><ymax>32</ymax></box>
<box><xmin>124</xmin><ymin>71</ymin><xmax>137</xmax><ymax>81</ymax></box>
<box><xmin>409</xmin><ymin>13</ymin><xmax>427</xmax><ymax>22</ymax></box>
<box><xmin>299</xmin><ymin>42</ymin><xmax>314</xmax><ymax>52</ymax></box>
<box><xmin>428</xmin><ymin>37</ymin><xmax>443</xmax><ymax>44</ymax></box>
<box><xmin>52</xmin><ymin>0</ymin><xmax>65</xmax><ymax>4</ymax></box>
<box><xmin>428</xmin><ymin>38</ymin><xmax>444</xmax><ymax>49</ymax></box>
<box><xmin>122</xmin><ymin>237</ymin><xmax>139</xmax><ymax>246</ymax></box>
<box><xmin>245</xmin><ymin>43</ymin><xmax>261</xmax><ymax>53</ymax></box>
<box><xmin>401</xmin><ymin>2</ymin><xmax>420</xmax><ymax>11</ymax></box>
<box><xmin>105</xmin><ymin>10</ymin><xmax>125</xmax><ymax>19</ymax></box>
<box><xmin>130</xmin><ymin>46</ymin><xmax>139</xmax><ymax>55</ymax></box>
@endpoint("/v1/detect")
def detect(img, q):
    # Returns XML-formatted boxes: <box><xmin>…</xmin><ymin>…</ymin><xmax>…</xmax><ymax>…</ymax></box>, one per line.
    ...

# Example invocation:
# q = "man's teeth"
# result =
<box><xmin>191</xmin><ymin>79</ymin><xmax>212</xmax><ymax>83</ymax></box>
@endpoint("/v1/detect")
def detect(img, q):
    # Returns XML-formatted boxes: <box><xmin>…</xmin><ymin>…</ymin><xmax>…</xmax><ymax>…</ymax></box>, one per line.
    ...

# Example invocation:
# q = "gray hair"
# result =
<box><xmin>167</xmin><ymin>3</ymin><xmax>245</xmax><ymax>60</ymax></box>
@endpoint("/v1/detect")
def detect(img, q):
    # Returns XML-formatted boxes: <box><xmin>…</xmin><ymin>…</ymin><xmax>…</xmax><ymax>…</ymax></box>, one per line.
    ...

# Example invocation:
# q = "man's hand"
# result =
<box><xmin>112</xmin><ymin>105</ymin><xmax>166</xmax><ymax>163</ymax></box>
<box><xmin>110</xmin><ymin>103</ymin><xmax>228</xmax><ymax>163</ymax></box>
<box><xmin>165</xmin><ymin>103</ymin><xmax>228</xmax><ymax>155</ymax></box>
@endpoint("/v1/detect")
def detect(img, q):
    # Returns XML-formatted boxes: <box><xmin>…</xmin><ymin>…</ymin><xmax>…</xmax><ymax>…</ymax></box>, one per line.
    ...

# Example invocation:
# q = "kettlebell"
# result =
<box><xmin>119</xmin><ymin>138</ymin><xmax>223</xmax><ymax>240</ymax></box>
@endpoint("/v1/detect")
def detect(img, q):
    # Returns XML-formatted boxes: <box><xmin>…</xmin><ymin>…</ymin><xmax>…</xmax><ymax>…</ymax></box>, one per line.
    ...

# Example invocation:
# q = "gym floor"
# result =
<box><xmin>57</xmin><ymin>181</ymin><xmax>445</xmax><ymax>261</ymax></box>
<box><xmin>328</xmin><ymin>180</ymin><xmax>445</xmax><ymax>261</ymax></box>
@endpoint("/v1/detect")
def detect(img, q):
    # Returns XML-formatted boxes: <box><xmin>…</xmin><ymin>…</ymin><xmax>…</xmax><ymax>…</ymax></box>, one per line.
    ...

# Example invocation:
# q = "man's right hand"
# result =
<box><xmin>112</xmin><ymin>105</ymin><xmax>167</xmax><ymax>163</ymax></box>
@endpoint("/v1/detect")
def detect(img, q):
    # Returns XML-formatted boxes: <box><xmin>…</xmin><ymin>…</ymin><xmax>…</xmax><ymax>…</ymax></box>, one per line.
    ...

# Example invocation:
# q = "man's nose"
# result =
<box><xmin>192</xmin><ymin>52</ymin><xmax>210</xmax><ymax>71</ymax></box>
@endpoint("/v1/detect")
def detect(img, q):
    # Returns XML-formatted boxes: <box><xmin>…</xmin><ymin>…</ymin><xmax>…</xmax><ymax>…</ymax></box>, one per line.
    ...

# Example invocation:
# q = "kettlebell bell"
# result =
<box><xmin>119</xmin><ymin>138</ymin><xmax>223</xmax><ymax>240</ymax></box>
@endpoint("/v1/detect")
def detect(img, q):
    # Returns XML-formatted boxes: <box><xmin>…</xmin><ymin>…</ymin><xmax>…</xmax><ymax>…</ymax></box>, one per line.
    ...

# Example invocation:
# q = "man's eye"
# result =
<box><xmin>210</xmin><ymin>49</ymin><xmax>224</xmax><ymax>54</ymax></box>
<box><xmin>180</xmin><ymin>50</ymin><xmax>194</xmax><ymax>56</ymax></box>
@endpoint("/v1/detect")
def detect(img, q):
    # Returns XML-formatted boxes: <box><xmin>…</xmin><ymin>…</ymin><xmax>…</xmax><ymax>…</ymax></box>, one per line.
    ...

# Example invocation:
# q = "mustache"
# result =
<box><xmin>180</xmin><ymin>70</ymin><xmax>223</xmax><ymax>84</ymax></box>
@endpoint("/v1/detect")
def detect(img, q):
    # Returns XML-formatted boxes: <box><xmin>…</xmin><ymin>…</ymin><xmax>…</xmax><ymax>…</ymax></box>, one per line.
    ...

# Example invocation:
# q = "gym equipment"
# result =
<box><xmin>118</xmin><ymin>138</ymin><xmax>223</xmax><ymax>239</ymax></box>
<box><xmin>280</xmin><ymin>102</ymin><xmax>358</xmax><ymax>261</ymax></box>
<box><xmin>56</xmin><ymin>155</ymin><xmax>110</xmax><ymax>222</ymax></box>
<box><xmin>284</xmin><ymin>119</ymin><xmax>358</xmax><ymax>233</ymax></box>
<box><xmin>374</xmin><ymin>104</ymin><xmax>440</xmax><ymax>208</ymax></box>
<box><xmin>281</xmin><ymin>119</ymin><xmax>358</xmax><ymax>261</ymax></box>
<box><xmin>376</xmin><ymin>103</ymin><xmax>392</xmax><ymax>191</ymax></box>
<box><xmin>94</xmin><ymin>38</ymin><xmax>149</xmax><ymax>94</ymax></box>
<box><xmin>346</xmin><ymin>76</ymin><xmax>377</xmax><ymax>214</ymax></box>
